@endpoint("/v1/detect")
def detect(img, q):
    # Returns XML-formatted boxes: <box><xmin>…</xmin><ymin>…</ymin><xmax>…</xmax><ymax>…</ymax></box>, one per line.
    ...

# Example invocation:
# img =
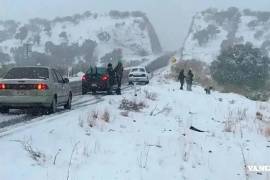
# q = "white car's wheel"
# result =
<box><xmin>64</xmin><ymin>93</ymin><xmax>72</xmax><ymax>110</ymax></box>
<box><xmin>48</xmin><ymin>97</ymin><xmax>57</xmax><ymax>114</ymax></box>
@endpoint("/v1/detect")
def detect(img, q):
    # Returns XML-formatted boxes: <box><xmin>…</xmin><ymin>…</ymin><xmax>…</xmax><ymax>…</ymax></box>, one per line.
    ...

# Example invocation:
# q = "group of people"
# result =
<box><xmin>107</xmin><ymin>61</ymin><xmax>124</xmax><ymax>94</ymax></box>
<box><xmin>178</xmin><ymin>69</ymin><xmax>194</xmax><ymax>91</ymax></box>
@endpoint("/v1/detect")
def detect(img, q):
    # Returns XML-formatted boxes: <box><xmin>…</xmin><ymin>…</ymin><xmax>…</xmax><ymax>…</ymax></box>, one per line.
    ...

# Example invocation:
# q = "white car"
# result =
<box><xmin>128</xmin><ymin>67</ymin><xmax>150</xmax><ymax>85</ymax></box>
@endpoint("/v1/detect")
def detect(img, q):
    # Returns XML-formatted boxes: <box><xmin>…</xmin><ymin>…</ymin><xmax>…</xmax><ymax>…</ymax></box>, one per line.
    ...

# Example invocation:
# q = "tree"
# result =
<box><xmin>0</xmin><ymin>52</ymin><xmax>11</xmax><ymax>63</ymax></box>
<box><xmin>100</xmin><ymin>49</ymin><xmax>123</xmax><ymax>65</ymax></box>
<box><xmin>193</xmin><ymin>24</ymin><xmax>220</xmax><ymax>46</ymax></box>
<box><xmin>211</xmin><ymin>43</ymin><xmax>270</xmax><ymax>89</ymax></box>
<box><xmin>15</xmin><ymin>26</ymin><xmax>28</xmax><ymax>42</ymax></box>
<box><xmin>59</xmin><ymin>31</ymin><xmax>68</xmax><ymax>43</ymax></box>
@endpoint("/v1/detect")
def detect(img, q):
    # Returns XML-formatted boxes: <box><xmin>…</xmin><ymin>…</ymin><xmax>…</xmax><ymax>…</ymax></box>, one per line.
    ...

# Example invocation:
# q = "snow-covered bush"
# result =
<box><xmin>144</xmin><ymin>90</ymin><xmax>157</xmax><ymax>101</ymax></box>
<box><xmin>101</xmin><ymin>110</ymin><xmax>110</xmax><ymax>123</ymax></box>
<box><xmin>120</xmin><ymin>111</ymin><xmax>129</xmax><ymax>117</ymax></box>
<box><xmin>20</xmin><ymin>139</ymin><xmax>46</xmax><ymax>165</ymax></box>
<box><xmin>264</xmin><ymin>126</ymin><xmax>270</xmax><ymax>137</ymax></box>
<box><xmin>78</xmin><ymin>116</ymin><xmax>84</xmax><ymax>128</ymax></box>
<box><xmin>87</xmin><ymin>111</ymin><xmax>98</xmax><ymax>128</ymax></box>
<box><xmin>119</xmin><ymin>98</ymin><xmax>146</xmax><ymax>112</ymax></box>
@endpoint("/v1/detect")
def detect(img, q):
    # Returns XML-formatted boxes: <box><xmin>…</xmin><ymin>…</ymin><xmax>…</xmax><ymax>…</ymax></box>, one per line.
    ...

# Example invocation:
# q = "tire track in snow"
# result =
<box><xmin>0</xmin><ymin>84</ymin><xmax>132</xmax><ymax>135</ymax></box>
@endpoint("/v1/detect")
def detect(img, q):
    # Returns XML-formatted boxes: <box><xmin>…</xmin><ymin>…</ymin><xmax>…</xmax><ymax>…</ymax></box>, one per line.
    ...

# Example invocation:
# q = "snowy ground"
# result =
<box><xmin>0</xmin><ymin>73</ymin><xmax>270</xmax><ymax>180</ymax></box>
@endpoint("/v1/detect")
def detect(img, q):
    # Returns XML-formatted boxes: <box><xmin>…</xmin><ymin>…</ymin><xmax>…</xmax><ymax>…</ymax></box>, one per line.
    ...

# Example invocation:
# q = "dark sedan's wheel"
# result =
<box><xmin>92</xmin><ymin>90</ymin><xmax>97</xmax><ymax>95</ymax></box>
<box><xmin>128</xmin><ymin>81</ymin><xmax>133</xmax><ymax>85</ymax></box>
<box><xmin>64</xmin><ymin>94</ymin><xmax>72</xmax><ymax>110</ymax></box>
<box><xmin>82</xmin><ymin>88</ymin><xmax>87</xmax><ymax>95</ymax></box>
<box><xmin>0</xmin><ymin>107</ymin><xmax>9</xmax><ymax>114</ymax></box>
<box><xmin>48</xmin><ymin>98</ymin><xmax>57</xmax><ymax>114</ymax></box>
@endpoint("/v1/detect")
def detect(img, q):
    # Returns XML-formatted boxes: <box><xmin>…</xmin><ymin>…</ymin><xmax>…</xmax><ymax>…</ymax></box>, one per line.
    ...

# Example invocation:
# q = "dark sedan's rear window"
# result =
<box><xmin>4</xmin><ymin>67</ymin><xmax>49</xmax><ymax>79</ymax></box>
<box><xmin>87</xmin><ymin>67</ymin><xmax>107</xmax><ymax>75</ymax></box>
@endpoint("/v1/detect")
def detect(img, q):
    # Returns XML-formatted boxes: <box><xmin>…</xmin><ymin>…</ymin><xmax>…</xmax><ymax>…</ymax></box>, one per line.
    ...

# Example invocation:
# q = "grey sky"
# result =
<box><xmin>0</xmin><ymin>0</ymin><xmax>269</xmax><ymax>51</ymax></box>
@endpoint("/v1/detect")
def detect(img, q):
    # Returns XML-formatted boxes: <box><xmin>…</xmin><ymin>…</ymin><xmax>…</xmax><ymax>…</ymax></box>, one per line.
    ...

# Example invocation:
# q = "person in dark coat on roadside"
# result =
<box><xmin>186</xmin><ymin>69</ymin><xmax>194</xmax><ymax>91</ymax></box>
<box><xmin>107</xmin><ymin>63</ymin><xmax>115</xmax><ymax>94</ymax></box>
<box><xmin>114</xmin><ymin>61</ymin><xmax>124</xmax><ymax>94</ymax></box>
<box><xmin>178</xmin><ymin>69</ymin><xmax>185</xmax><ymax>90</ymax></box>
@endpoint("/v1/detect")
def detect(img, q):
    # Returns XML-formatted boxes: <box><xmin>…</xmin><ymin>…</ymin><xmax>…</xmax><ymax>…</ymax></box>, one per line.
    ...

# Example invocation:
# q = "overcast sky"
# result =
<box><xmin>0</xmin><ymin>0</ymin><xmax>269</xmax><ymax>51</ymax></box>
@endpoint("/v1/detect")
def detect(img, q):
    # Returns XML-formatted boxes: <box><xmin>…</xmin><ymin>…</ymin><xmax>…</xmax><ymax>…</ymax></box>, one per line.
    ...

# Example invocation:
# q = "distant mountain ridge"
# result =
<box><xmin>180</xmin><ymin>7</ymin><xmax>270</xmax><ymax>64</ymax></box>
<box><xmin>0</xmin><ymin>10</ymin><xmax>162</xmax><ymax>67</ymax></box>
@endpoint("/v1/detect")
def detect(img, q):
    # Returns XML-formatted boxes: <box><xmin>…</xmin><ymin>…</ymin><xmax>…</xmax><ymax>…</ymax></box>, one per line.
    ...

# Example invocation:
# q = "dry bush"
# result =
<box><xmin>264</xmin><ymin>126</ymin><xmax>270</xmax><ymax>137</ymax></box>
<box><xmin>120</xmin><ymin>111</ymin><xmax>129</xmax><ymax>117</ymax></box>
<box><xmin>236</xmin><ymin>108</ymin><xmax>248</xmax><ymax>121</ymax></box>
<box><xmin>256</xmin><ymin>112</ymin><xmax>263</xmax><ymax>121</ymax></box>
<box><xmin>87</xmin><ymin>111</ymin><xmax>98</xmax><ymax>127</ymax></box>
<box><xmin>82</xmin><ymin>145</ymin><xmax>90</xmax><ymax>158</ymax></box>
<box><xmin>21</xmin><ymin>139</ymin><xmax>46</xmax><ymax>165</ymax></box>
<box><xmin>224</xmin><ymin>111</ymin><xmax>236</xmax><ymax>133</ymax></box>
<box><xmin>224</xmin><ymin>120</ymin><xmax>234</xmax><ymax>132</ymax></box>
<box><xmin>144</xmin><ymin>90</ymin><xmax>158</xmax><ymax>101</ymax></box>
<box><xmin>119</xmin><ymin>98</ymin><xmax>146</xmax><ymax>112</ymax></box>
<box><xmin>78</xmin><ymin>116</ymin><xmax>84</xmax><ymax>128</ymax></box>
<box><xmin>259</xmin><ymin>103</ymin><xmax>268</xmax><ymax>111</ymax></box>
<box><xmin>101</xmin><ymin>110</ymin><xmax>110</xmax><ymax>123</ymax></box>
<box><xmin>150</xmin><ymin>104</ymin><xmax>172</xmax><ymax>116</ymax></box>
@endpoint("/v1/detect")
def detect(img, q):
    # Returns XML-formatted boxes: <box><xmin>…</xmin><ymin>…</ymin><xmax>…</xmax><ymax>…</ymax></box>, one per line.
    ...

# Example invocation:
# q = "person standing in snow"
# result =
<box><xmin>186</xmin><ymin>69</ymin><xmax>194</xmax><ymax>91</ymax></box>
<box><xmin>178</xmin><ymin>69</ymin><xmax>185</xmax><ymax>90</ymax></box>
<box><xmin>114</xmin><ymin>61</ymin><xmax>124</xmax><ymax>95</ymax></box>
<box><xmin>107</xmin><ymin>63</ymin><xmax>115</xmax><ymax>94</ymax></box>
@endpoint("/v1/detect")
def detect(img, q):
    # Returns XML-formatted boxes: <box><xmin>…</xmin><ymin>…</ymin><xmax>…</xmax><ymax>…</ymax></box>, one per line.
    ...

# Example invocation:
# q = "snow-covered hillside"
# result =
<box><xmin>180</xmin><ymin>7</ymin><xmax>270</xmax><ymax>64</ymax></box>
<box><xmin>0</xmin><ymin>73</ymin><xmax>269</xmax><ymax>180</ymax></box>
<box><xmin>0</xmin><ymin>11</ymin><xmax>162</xmax><ymax>66</ymax></box>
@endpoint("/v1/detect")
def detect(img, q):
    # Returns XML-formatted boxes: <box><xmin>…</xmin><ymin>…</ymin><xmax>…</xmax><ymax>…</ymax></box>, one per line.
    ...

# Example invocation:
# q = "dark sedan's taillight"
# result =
<box><xmin>35</xmin><ymin>83</ymin><xmax>48</xmax><ymax>91</ymax></box>
<box><xmin>101</xmin><ymin>75</ymin><xmax>109</xmax><ymax>81</ymax></box>
<box><xmin>0</xmin><ymin>83</ymin><xmax>6</xmax><ymax>90</ymax></box>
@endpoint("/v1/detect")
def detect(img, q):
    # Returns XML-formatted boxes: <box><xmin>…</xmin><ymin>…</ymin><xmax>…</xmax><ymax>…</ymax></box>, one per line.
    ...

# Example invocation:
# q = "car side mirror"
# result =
<box><xmin>63</xmin><ymin>78</ymin><xmax>69</xmax><ymax>83</ymax></box>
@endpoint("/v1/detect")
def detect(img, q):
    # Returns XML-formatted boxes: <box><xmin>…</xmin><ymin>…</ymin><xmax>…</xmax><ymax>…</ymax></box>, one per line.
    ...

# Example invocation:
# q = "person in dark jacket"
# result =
<box><xmin>178</xmin><ymin>69</ymin><xmax>185</xmax><ymax>90</ymax></box>
<box><xmin>114</xmin><ymin>61</ymin><xmax>124</xmax><ymax>95</ymax></box>
<box><xmin>186</xmin><ymin>69</ymin><xmax>194</xmax><ymax>91</ymax></box>
<box><xmin>107</xmin><ymin>63</ymin><xmax>115</xmax><ymax>94</ymax></box>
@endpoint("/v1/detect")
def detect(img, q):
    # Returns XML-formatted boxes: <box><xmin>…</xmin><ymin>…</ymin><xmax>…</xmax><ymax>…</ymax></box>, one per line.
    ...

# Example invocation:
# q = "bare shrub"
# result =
<box><xmin>259</xmin><ymin>103</ymin><xmax>268</xmax><ymax>111</ymax></box>
<box><xmin>82</xmin><ymin>145</ymin><xmax>90</xmax><ymax>158</ymax></box>
<box><xmin>87</xmin><ymin>111</ymin><xmax>98</xmax><ymax>127</ymax></box>
<box><xmin>120</xmin><ymin>111</ymin><xmax>129</xmax><ymax>117</ymax></box>
<box><xmin>256</xmin><ymin>112</ymin><xmax>263</xmax><ymax>121</ymax></box>
<box><xmin>224</xmin><ymin>120</ymin><xmax>234</xmax><ymax>132</ymax></box>
<box><xmin>101</xmin><ymin>110</ymin><xmax>110</xmax><ymax>123</ymax></box>
<box><xmin>144</xmin><ymin>90</ymin><xmax>158</xmax><ymax>101</ymax></box>
<box><xmin>137</xmin><ymin>144</ymin><xmax>150</xmax><ymax>169</ymax></box>
<box><xmin>224</xmin><ymin>111</ymin><xmax>235</xmax><ymax>133</ymax></box>
<box><xmin>264</xmin><ymin>127</ymin><xmax>270</xmax><ymax>137</ymax></box>
<box><xmin>21</xmin><ymin>139</ymin><xmax>46</xmax><ymax>165</ymax></box>
<box><xmin>78</xmin><ymin>116</ymin><xmax>84</xmax><ymax>128</ymax></box>
<box><xmin>237</xmin><ymin>108</ymin><xmax>248</xmax><ymax>121</ymax></box>
<box><xmin>119</xmin><ymin>98</ymin><xmax>146</xmax><ymax>112</ymax></box>
<box><xmin>150</xmin><ymin>104</ymin><xmax>172</xmax><ymax>116</ymax></box>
